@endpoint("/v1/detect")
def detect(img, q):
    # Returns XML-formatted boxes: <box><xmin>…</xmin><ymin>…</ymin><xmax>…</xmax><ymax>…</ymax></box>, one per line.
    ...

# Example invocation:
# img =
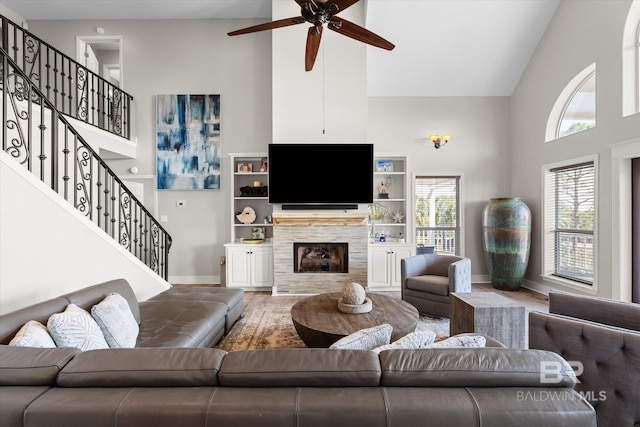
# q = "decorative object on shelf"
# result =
<box><xmin>239</xmin><ymin>185</ymin><xmax>268</xmax><ymax>197</ymax></box>
<box><xmin>236</xmin><ymin>206</ymin><xmax>256</xmax><ymax>224</ymax></box>
<box><xmin>369</xmin><ymin>202</ymin><xmax>388</xmax><ymax>222</ymax></box>
<box><xmin>482</xmin><ymin>197</ymin><xmax>531</xmax><ymax>291</ymax></box>
<box><xmin>237</xmin><ymin>163</ymin><xmax>253</xmax><ymax>173</ymax></box>
<box><xmin>260</xmin><ymin>157</ymin><xmax>268</xmax><ymax>172</ymax></box>
<box><xmin>428</xmin><ymin>134</ymin><xmax>451</xmax><ymax>149</ymax></box>
<box><xmin>376</xmin><ymin>160</ymin><xmax>393</xmax><ymax>172</ymax></box>
<box><xmin>251</xmin><ymin>227</ymin><xmax>265</xmax><ymax>240</ymax></box>
<box><xmin>378</xmin><ymin>181</ymin><xmax>389</xmax><ymax>199</ymax></box>
<box><xmin>391</xmin><ymin>211</ymin><xmax>405</xmax><ymax>223</ymax></box>
<box><xmin>240</xmin><ymin>238</ymin><xmax>264</xmax><ymax>244</ymax></box>
<box><xmin>264</xmin><ymin>214</ymin><xmax>272</xmax><ymax>224</ymax></box>
<box><xmin>338</xmin><ymin>282</ymin><xmax>372</xmax><ymax>314</ymax></box>
<box><xmin>398</xmin><ymin>232</ymin><xmax>405</xmax><ymax>244</ymax></box>
<box><xmin>156</xmin><ymin>94</ymin><xmax>221</xmax><ymax>190</ymax></box>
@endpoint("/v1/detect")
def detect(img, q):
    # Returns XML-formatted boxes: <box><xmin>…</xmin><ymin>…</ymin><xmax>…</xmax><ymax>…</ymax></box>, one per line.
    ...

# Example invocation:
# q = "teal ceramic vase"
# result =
<box><xmin>482</xmin><ymin>197</ymin><xmax>531</xmax><ymax>290</ymax></box>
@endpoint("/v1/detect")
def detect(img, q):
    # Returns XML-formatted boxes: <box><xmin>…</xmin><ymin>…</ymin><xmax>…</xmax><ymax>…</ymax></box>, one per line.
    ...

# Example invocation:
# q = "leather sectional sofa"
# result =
<box><xmin>0</xmin><ymin>280</ymin><xmax>597</xmax><ymax>426</ymax></box>
<box><xmin>529</xmin><ymin>291</ymin><xmax>640</xmax><ymax>427</ymax></box>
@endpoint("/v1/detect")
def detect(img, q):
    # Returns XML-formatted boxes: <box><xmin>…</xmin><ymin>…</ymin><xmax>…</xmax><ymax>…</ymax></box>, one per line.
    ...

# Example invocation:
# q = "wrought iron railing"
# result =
<box><xmin>1</xmin><ymin>15</ymin><xmax>133</xmax><ymax>140</ymax></box>
<box><xmin>1</xmin><ymin>47</ymin><xmax>171</xmax><ymax>280</ymax></box>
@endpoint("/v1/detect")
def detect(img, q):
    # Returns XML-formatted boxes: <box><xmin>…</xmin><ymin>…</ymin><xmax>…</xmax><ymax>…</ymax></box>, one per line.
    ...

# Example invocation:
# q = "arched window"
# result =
<box><xmin>622</xmin><ymin>0</ymin><xmax>640</xmax><ymax>117</ymax></box>
<box><xmin>545</xmin><ymin>63</ymin><xmax>596</xmax><ymax>142</ymax></box>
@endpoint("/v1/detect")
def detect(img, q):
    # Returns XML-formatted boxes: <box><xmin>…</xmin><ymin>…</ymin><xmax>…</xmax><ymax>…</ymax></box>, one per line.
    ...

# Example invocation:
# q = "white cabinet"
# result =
<box><xmin>367</xmin><ymin>243</ymin><xmax>416</xmax><ymax>289</ymax></box>
<box><xmin>224</xmin><ymin>242</ymin><xmax>273</xmax><ymax>289</ymax></box>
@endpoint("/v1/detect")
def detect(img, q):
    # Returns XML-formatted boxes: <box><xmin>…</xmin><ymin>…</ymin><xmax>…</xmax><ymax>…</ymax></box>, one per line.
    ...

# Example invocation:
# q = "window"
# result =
<box><xmin>414</xmin><ymin>176</ymin><xmax>461</xmax><ymax>255</ymax></box>
<box><xmin>545</xmin><ymin>63</ymin><xmax>596</xmax><ymax>142</ymax></box>
<box><xmin>543</xmin><ymin>158</ymin><xmax>597</xmax><ymax>286</ymax></box>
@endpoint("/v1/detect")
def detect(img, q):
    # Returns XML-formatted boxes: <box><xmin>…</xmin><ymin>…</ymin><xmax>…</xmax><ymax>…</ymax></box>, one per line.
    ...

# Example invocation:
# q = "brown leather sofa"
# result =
<box><xmin>0</xmin><ymin>279</ymin><xmax>244</xmax><ymax>348</ymax></box>
<box><xmin>0</xmin><ymin>345</ymin><xmax>596</xmax><ymax>427</ymax></box>
<box><xmin>529</xmin><ymin>291</ymin><xmax>640</xmax><ymax>427</ymax></box>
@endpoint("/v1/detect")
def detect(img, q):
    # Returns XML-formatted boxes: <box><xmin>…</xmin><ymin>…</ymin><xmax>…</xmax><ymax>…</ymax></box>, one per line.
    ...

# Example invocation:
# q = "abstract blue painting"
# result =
<box><xmin>156</xmin><ymin>94</ymin><xmax>221</xmax><ymax>190</ymax></box>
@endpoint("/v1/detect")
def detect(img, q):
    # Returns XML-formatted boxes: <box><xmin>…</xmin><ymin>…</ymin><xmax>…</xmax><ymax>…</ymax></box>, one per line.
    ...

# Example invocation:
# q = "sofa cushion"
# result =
<box><xmin>0</xmin><ymin>345</ymin><xmax>80</xmax><ymax>385</ymax></box>
<box><xmin>405</xmin><ymin>275</ymin><xmax>450</xmax><ymax>296</ymax></box>
<box><xmin>57</xmin><ymin>348</ymin><xmax>226</xmax><ymax>387</ymax></box>
<box><xmin>371</xmin><ymin>330</ymin><xmax>436</xmax><ymax>354</ymax></box>
<box><xmin>329</xmin><ymin>324</ymin><xmax>393</xmax><ymax>350</ymax></box>
<box><xmin>62</xmin><ymin>279</ymin><xmax>141</xmax><ymax>324</ymax></box>
<box><xmin>91</xmin><ymin>293</ymin><xmax>139</xmax><ymax>348</ymax></box>
<box><xmin>424</xmin><ymin>334</ymin><xmax>486</xmax><ymax>348</ymax></box>
<box><xmin>9</xmin><ymin>321</ymin><xmax>56</xmax><ymax>348</ymax></box>
<box><xmin>219</xmin><ymin>349</ymin><xmax>381</xmax><ymax>387</ymax></box>
<box><xmin>47</xmin><ymin>304</ymin><xmax>109</xmax><ymax>351</ymax></box>
<box><xmin>379</xmin><ymin>348</ymin><xmax>578</xmax><ymax>387</ymax></box>
<box><xmin>137</xmin><ymin>300</ymin><xmax>227</xmax><ymax>348</ymax></box>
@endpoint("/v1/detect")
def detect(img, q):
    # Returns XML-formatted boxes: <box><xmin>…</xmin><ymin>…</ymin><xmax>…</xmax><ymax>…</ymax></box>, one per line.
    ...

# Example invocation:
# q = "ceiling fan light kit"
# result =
<box><xmin>228</xmin><ymin>0</ymin><xmax>395</xmax><ymax>71</ymax></box>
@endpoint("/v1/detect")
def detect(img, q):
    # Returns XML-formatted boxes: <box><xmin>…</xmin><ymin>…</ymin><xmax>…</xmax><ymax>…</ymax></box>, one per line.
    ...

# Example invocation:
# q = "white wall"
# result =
<box><xmin>0</xmin><ymin>151</ymin><xmax>170</xmax><ymax>315</ymax></box>
<box><xmin>510</xmin><ymin>0</ymin><xmax>640</xmax><ymax>299</ymax></box>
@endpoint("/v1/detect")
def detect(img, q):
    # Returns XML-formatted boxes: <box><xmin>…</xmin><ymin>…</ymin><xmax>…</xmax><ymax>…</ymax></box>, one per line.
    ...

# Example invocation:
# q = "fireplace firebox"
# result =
<box><xmin>293</xmin><ymin>243</ymin><xmax>348</xmax><ymax>273</ymax></box>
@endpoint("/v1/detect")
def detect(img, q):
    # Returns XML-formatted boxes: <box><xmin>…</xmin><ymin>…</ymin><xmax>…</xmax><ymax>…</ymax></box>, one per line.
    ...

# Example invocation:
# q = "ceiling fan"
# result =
<box><xmin>228</xmin><ymin>0</ymin><xmax>395</xmax><ymax>72</ymax></box>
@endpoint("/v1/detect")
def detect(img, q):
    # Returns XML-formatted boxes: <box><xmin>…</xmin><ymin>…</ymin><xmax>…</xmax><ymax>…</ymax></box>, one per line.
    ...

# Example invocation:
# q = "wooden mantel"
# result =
<box><xmin>272</xmin><ymin>213</ymin><xmax>368</xmax><ymax>226</ymax></box>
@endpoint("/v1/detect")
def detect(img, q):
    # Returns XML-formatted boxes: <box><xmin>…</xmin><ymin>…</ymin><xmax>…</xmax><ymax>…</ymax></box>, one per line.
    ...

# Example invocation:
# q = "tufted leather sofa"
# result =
<box><xmin>0</xmin><ymin>279</ymin><xmax>244</xmax><ymax>349</ymax></box>
<box><xmin>0</xmin><ymin>344</ymin><xmax>596</xmax><ymax>427</ymax></box>
<box><xmin>528</xmin><ymin>291</ymin><xmax>640</xmax><ymax>427</ymax></box>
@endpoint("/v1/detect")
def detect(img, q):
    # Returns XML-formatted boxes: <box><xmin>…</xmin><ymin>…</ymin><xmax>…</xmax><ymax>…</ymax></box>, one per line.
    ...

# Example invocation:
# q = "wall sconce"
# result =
<box><xmin>429</xmin><ymin>134</ymin><xmax>451</xmax><ymax>149</ymax></box>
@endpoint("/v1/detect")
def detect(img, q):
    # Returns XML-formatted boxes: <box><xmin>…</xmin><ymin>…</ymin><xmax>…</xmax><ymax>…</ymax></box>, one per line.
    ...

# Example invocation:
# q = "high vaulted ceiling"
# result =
<box><xmin>3</xmin><ymin>0</ymin><xmax>560</xmax><ymax>96</ymax></box>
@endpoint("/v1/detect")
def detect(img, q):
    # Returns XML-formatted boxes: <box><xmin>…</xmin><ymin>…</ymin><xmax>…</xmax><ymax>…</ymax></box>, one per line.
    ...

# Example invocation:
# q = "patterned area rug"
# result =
<box><xmin>216</xmin><ymin>296</ymin><xmax>449</xmax><ymax>352</ymax></box>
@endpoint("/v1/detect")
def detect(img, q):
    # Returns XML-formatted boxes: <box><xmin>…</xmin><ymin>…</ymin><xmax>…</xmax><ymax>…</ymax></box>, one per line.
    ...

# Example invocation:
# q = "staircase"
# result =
<box><xmin>1</xmin><ymin>16</ymin><xmax>171</xmax><ymax>281</ymax></box>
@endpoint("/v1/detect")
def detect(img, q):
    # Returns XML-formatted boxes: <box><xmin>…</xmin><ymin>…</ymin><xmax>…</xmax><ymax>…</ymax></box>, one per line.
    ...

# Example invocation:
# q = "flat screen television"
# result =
<box><xmin>268</xmin><ymin>143</ymin><xmax>373</xmax><ymax>208</ymax></box>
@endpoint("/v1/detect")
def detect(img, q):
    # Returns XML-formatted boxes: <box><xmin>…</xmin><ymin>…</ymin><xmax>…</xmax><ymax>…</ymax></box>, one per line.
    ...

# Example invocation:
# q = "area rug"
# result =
<box><xmin>216</xmin><ymin>296</ymin><xmax>449</xmax><ymax>352</ymax></box>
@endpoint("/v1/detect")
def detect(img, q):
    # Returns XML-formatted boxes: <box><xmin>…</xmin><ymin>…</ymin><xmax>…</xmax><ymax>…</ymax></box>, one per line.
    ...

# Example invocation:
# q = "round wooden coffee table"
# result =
<box><xmin>290</xmin><ymin>292</ymin><xmax>419</xmax><ymax>348</ymax></box>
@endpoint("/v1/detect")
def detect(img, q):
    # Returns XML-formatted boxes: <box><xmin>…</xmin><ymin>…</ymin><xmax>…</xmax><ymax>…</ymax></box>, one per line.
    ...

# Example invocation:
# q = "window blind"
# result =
<box><xmin>546</xmin><ymin>161</ymin><xmax>595</xmax><ymax>284</ymax></box>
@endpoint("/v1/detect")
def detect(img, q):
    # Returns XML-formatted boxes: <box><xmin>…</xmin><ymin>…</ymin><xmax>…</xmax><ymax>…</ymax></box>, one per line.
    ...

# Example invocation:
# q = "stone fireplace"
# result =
<box><xmin>272</xmin><ymin>213</ymin><xmax>368</xmax><ymax>294</ymax></box>
<box><xmin>293</xmin><ymin>242</ymin><xmax>348</xmax><ymax>273</ymax></box>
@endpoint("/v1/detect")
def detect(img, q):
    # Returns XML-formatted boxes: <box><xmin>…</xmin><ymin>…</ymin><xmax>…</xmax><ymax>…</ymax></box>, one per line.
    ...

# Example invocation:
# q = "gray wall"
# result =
<box><xmin>510</xmin><ymin>0</ymin><xmax>640</xmax><ymax>299</ymax></box>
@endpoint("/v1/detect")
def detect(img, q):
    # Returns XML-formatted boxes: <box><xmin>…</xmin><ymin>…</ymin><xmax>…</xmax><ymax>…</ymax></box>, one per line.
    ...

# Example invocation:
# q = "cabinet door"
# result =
<box><xmin>226</xmin><ymin>247</ymin><xmax>251</xmax><ymax>287</ymax></box>
<box><xmin>391</xmin><ymin>246</ymin><xmax>415</xmax><ymax>287</ymax></box>
<box><xmin>251</xmin><ymin>246</ymin><xmax>274</xmax><ymax>287</ymax></box>
<box><xmin>368</xmin><ymin>246</ymin><xmax>391</xmax><ymax>287</ymax></box>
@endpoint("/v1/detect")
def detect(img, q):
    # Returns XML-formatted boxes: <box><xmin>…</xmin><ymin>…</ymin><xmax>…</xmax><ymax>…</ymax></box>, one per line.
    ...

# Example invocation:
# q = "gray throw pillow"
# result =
<box><xmin>424</xmin><ymin>334</ymin><xmax>486</xmax><ymax>348</ymax></box>
<box><xmin>9</xmin><ymin>320</ymin><xmax>57</xmax><ymax>348</ymax></box>
<box><xmin>371</xmin><ymin>329</ymin><xmax>436</xmax><ymax>354</ymax></box>
<box><xmin>329</xmin><ymin>324</ymin><xmax>393</xmax><ymax>350</ymax></box>
<box><xmin>91</xmin><ymin>292</ymin><xmax>139</xmax><ymax>348</ymax></box>
<box><xmin>47</xmin><ymin>304</ymin><xmax>109</xmax><ymax>351</ymax></box>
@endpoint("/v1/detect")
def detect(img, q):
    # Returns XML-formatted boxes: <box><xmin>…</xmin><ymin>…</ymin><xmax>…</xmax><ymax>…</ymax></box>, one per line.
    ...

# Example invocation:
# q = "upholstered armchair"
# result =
<box><xmin>400</xmin><ymin>254</ymin><xmax>472</xmax><ymax>318</ymax></box>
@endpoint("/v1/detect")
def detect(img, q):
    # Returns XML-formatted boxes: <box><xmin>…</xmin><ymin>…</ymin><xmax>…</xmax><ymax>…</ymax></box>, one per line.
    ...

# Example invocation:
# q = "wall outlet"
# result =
<box><xmin>160</xmin><ymin>215</ymin><xmax>168</xmax><ymax>223</ymax></box>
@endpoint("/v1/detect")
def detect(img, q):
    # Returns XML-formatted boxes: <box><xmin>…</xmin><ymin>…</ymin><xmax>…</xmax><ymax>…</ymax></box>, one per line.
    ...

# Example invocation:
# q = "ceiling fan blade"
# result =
<box><xmin>328</xmin><ymin>17</ymin><xmax>395</xmax><ymax>50</ymax></box>
<box><xmin>326</xmin><ymin>0</ymin><xmax>359</xmax><ymax>14</ymax></box>
<box><xmin>305</xmin><ymin>26</ymin><xmax>323</xmax><ymax>71</ymax></box>
<box><xmin>228</xmin><ymin>16</ymin><xmax>305</xmax><ymax>36</ymax></box>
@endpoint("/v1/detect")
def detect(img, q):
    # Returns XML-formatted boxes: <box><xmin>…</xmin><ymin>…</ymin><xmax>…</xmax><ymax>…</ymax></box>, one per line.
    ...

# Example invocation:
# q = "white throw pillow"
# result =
<box><xmin>9</xmin><ymin>320</ymin><xmax>56</xmax><ymax>348</ymax></box>
<box><xmin>47</xmin><ymin>304</ymin><xmax>109</xmax><ymax>351</ymax></box>
<box><xmin>424</xmin><ymin>334</ymin><xmax>486</xmax><ymax>348</ymax></box>
<box><xmin>91</xmin><ymin>292</ymin><xmax>139</xmax><ymax>348</ymax></box>
<box><xmin>329</xmin><ymin>324</ymin><xmax>393</xmax><ymax>350</ymax></box>
<box><xmin>371</xmin><ymin>330</ymin><xmax>436</xmax><ymax>354</ymax></box>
